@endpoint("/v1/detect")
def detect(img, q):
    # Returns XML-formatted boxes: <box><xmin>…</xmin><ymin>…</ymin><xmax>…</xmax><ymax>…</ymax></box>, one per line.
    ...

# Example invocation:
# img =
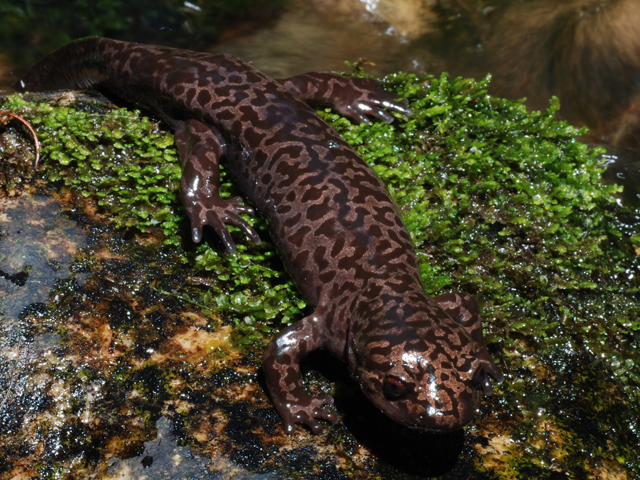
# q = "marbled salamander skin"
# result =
<box><xmin>15</xmin><ymin>37</ymin><xmax>503</xmax><ymax>435</ymax></box>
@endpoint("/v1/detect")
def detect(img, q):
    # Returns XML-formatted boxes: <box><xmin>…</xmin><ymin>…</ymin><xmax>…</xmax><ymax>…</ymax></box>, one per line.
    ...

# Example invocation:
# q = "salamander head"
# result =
<box><xmin>347</xmin><ymin>308</ymin><xmax>502</xmax><ymax>432</ymax></box>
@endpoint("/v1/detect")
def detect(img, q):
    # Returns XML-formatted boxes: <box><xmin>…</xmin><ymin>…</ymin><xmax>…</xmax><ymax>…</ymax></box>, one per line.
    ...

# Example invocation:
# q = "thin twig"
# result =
<box><xmin>1</xmin><ymin>111</ymin><xmax>41</xmax><ymax>169</ymax></box>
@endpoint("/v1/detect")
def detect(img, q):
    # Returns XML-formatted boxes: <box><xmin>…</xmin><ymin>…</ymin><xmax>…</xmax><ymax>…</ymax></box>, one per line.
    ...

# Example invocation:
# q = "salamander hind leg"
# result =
<box><xmin>263</xmin><ymin>310</ymin><xmax>338</xmax><ymax>434</ymax></box>
<box><xmin>278</xmin><ymin>72</ymin><xmax>412</xmax><ymax>124</ymax></box>
<box><xmin>174</xmin><ymin>119</ymin><xmax>261</xmax><ymax>251</ymax></box>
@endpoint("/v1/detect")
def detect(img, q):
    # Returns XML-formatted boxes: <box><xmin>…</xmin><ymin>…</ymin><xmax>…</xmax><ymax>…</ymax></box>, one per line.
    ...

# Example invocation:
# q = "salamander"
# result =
<box><xmin>14</xmin><ymin>37</ymin><xmax>503</xmax><ymax>434</ymax></box>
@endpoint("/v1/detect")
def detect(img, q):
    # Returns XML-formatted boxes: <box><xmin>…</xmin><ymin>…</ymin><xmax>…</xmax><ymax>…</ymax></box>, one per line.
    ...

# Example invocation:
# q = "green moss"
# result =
<box><xmin>1</xmin><ymin>94</ymin><xmax>184</xmax><ymax>242</ymax></box>
<box><xmin>2</xmin><ymin>70</ymin><xmax>639</xmax><ymax>477</ymax></box>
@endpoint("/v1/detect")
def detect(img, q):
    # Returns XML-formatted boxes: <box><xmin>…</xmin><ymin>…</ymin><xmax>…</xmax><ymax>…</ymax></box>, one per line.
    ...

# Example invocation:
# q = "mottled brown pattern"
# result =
<box><xmin>14</xmin><ymin>37</ymin><xmax>502</xmax><ymax>435</ymax></box>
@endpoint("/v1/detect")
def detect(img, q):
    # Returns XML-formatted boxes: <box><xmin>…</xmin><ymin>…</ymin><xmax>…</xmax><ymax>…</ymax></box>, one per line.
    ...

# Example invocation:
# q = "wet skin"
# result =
<box><xmin>15</xmin><ymin>37</ymin><xmax>503</xmax><ymax>434</ymax></box>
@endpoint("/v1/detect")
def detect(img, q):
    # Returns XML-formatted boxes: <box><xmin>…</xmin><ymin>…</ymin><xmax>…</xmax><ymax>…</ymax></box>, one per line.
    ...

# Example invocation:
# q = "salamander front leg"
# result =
<box><xmin>278</xmin><ymin>72</ymin><xmax>412</xmax><ymax>123</ymax></box>
<box><xmin>174</xmin><ymin>119</ymin><xmax>261</xmax><ymax>251</ymax></box>
<box><xmin>263</xmin><ymin>309</ymin><xmax>338</xmax><ymax>434</ymax></box>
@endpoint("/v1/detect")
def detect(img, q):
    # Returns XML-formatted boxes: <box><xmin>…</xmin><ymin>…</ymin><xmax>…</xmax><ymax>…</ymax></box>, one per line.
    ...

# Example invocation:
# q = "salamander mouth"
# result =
<box><xmin>368</xmin><ymin>396</ymin><xmax>476</xmax><ymax>432</ymax></box>
<box><xmin>405</xmin><ymin>423</ymin><xmax>462</xmax><ymax>433</ymax></box>
<box><xmin>380</xmin><ymin>409</ymin><xmax>472</xmax><ymax>433</ymax></box>
<box><xmin>413</xmin><ymin>411</ymin><xmax>474</xmax><ymax>432</ymax></box>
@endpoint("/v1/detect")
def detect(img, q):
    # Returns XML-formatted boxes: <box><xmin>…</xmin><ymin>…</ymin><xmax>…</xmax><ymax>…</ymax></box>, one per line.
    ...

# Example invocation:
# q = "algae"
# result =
<box><xmin>1</xmin><ymin>70</ymin><xmax>639</xmax><ymax>478</ymax></box>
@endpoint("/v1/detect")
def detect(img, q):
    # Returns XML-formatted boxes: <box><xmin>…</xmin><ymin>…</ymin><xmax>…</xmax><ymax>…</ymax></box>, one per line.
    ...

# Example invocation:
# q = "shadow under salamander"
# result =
<box><xmin>302</xmin><ymin>351</ymin><xmax>465</xmax><ymax>477</ymax></box>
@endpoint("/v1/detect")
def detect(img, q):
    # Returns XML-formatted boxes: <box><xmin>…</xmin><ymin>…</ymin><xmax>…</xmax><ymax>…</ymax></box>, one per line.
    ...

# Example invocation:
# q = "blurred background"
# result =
<box><xmin>2</xmin><ymin>0</ymin><xmax>639</xmax><ymax>203</ymax></box>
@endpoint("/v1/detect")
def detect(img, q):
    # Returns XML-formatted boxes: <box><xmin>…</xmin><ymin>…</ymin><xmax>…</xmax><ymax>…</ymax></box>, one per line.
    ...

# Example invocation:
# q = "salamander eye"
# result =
<box><xmin>383</xmin><ymin>375</ymin><xmax>409</xmax><ymax>400</ymax></box>
<box><xmin>472</xmin><ymin>367</ymin><xmax>486</xmax><ymax>386</ymax></box>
